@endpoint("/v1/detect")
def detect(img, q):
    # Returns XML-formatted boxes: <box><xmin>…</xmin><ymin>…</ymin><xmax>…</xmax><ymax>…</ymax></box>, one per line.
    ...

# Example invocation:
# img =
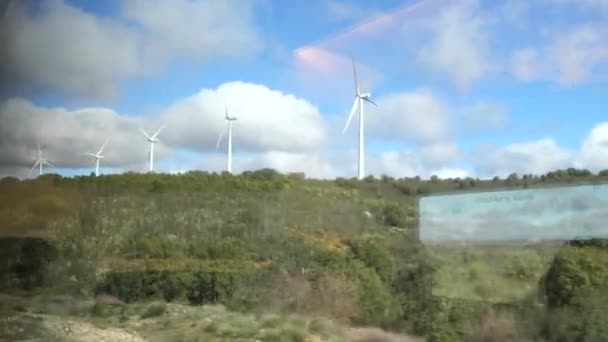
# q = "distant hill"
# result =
<box><xmin>1</xmin><ymin>168</ymin><xmax>608</xmax><ymax>341</ymax></box>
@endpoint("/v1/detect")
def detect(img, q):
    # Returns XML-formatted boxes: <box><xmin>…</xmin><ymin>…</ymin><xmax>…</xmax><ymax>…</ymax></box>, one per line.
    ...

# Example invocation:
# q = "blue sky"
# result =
<box><xmin>1</xmin><ymin>0</ymin><xmax>608</xmax><ymax>179</ymax></box>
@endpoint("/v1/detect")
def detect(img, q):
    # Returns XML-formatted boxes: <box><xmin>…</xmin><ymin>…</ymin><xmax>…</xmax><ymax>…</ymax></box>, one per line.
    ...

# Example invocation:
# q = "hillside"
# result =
<box><xmin>2</xmin><ymin>169</ymin><xmax>608</xmax><ymax>341</ymax></box>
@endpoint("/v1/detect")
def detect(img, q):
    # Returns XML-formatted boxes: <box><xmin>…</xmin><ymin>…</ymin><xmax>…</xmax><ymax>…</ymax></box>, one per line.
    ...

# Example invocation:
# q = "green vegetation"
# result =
<box><xmin>1</xmin><ymin>168</ymin><xmax>608</xmax><ymax>340</ymax></box>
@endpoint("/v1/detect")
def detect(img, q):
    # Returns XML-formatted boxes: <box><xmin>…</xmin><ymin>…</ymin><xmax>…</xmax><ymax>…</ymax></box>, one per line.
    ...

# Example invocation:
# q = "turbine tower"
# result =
<box><xmin>30</xmin><ymin>144</ymin><xmax>53</xmax><ymax>176</ymax></box>
<box><xmin>139</xmin><ymin>123</ymin><xmax>166</xmax><ymax>173</ymax></box>
<box><xmin>342</xmin><ymin>57</ymin><xmax>377</xmax><ymax>180</ymax></box>
<box><xmin>216</xmin><ymin>105</ymin><xmax>238</xmax><ymax>173</ymax></box>
<box><xmin>86</xmin><ymin>138</ymin><xmax>108</xmax><ymax>176</ymax></box>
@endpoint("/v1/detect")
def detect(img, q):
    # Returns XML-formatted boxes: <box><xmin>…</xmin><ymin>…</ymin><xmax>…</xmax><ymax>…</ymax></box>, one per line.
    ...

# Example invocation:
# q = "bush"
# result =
<box><xmin>543</xmin><ymin>287</ymin><xmax>608</xmax><ymax>341</ymax></box>
<box><xmin>347</xmin><ymin>235</ymin><xmax>393</xmax><ymax>284</ymax></box>
<box><xmin>90</xmin><ymin>302</ymin><xmax>108</xmax><ymax>317</ymax></box>
<box><xmin>141</xmin><ymin>301</ymin><xmax>167</xmax><ymax>318</ymax></box>
<box><xmin>542</xmin><ymin>245</ymin><xmax>608</xmax><ymax>308</ymax></box>
<box><xmin>1</xmin><ymin>238</ymin><xmax>58</xmax><ymax>290</ymax></box>
<box><xmin>381</xmin><ymin>203</ymin><xmax>408</xmax><ymax>228</ymax></box>
<box><xmin>354</xmin><ymin>265</ymin><xmax>402</xmax><ymax>328</ymax></box>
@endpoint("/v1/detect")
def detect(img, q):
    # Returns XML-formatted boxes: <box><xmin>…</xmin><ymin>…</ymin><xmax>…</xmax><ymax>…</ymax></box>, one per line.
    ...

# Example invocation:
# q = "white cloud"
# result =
<box><xmin>365</xmin><ymin>151</ymin><xmax>421</xmax><ymax>179</ymax></box>
<box><xmin>511</xmin><ymin>48</ymin><xmax>541</xmax><ymax>81</ymax></box>
<box><xmin>472</xmin><ymin>138</ymin><xmax>573</xmax><ymax>177</ymax></box>
<box><xmin>0</xmin><ymin>98</ymin><xmax>172</xmax><ymax>175</ymax></box>
<box><xmin>122</xmin><ymin>0</ymin><xmax>261</xmax><ymax>65</ymax></box>
<box><xmin>0</xmin><ymin>0</ymin><xmax>261</xmax><ymax>99</ymax></box>
<box><xmin>429</xmin><ymin>167</ymin><xmax>470</xmax><ymax>180</ymax></box>
<box><xmin>0</xmin><ymin>0</ymin><xmax>143</xmax><ymax>99</ymax></box>
<box><xmin>160</xmin><ymin>81</ymin><xmax>327</xmax><ymax>153</ymax></box>
<box><xmin>552</xmin><ymin>25</ymin><xmax>608</xmax><ymax>85</ymax></box>
<box><xmin>243</xmin><ymin>151</ymin><xmax>335</xmax><ymax>179</ymax></box>
<box><xmin>417</xmin><ymin>0</ymin><xmax>491</xmax><ymax>89</ymax></box>
<box><xmin>511</xmin><ymin>24</ymin><xmax>608</xmax><ymax>85</ymax></box>
<box><xmin>580</xmin><ymin>122</ymin><xmax>608</xmax><ymax>171</ymax></box>
<box><xmin>367</xmin><ymin>89</ymin><xmax>450</xmax><ymax>143</ymax></box>
<box><xmin>460</xmin><ymin>103</ymin><xmax>509</xmax><ymax>133</ymax></box>
<box><xmin>419</xmin><ymin>142</ymin><xmax>462</xmax><ymax>167</ymax></box>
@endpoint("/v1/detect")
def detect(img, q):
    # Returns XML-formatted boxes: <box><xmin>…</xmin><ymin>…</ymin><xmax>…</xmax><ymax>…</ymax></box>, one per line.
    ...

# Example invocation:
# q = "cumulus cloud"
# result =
<box><xmin>459</xmin><ymin>102</ymin><xmax>509</xmax><ymax>134</ymax></box>
<box><xmin>417</xmin><ymin>0</ymin><xmax>491</xmax><ymax>89</ymax></box>
<box><xmin>419</xmin><ymin>142</ymin><xmax>462</xmax><ymax>168</ymax></box>
<box><xmin>366</xmin><ymin>89</ymin><xmax>450</xmax><ymax>143</ymax></box>
<box><xmin>159</xmin><ymin>81</ymin><xmax>327</xmax><ymax>153</ymax></box>
<box><xmin>0</xmin><ymin>81</ymin><xmax>329</xmax><ymax>178</ymax></box>
<box><xmin>580</xmin><ymin>122</ymin><xmax>608</xmax><ymax>171</ymax></box>
<box><xmin>0</xmin><ymin>98</ymin><xmax>172</xmax><ymax>175</ymax></box>
<box><xmin>122</xmin><ymin>0</ymin><xmax>261</xmax><ymax>64</ymax></box>
<box><xmin>237</xmin><ymin>151</ymin><xmax>336</xmax><ymax>179</ymax></box>
<box><xmin>472</xmin><ymin>138</ymin><xmax>573</xmax><ymax>178</ymax></box>
<box><xmin>0</xmin><ymin>0</ymin><xmax>261</xmax><ymax>99</ymax></box>
<box><xmin>429</xmin><ymin>167</ymin><xmax>470</xmax><ymax>180</ymax></box>
<box><xmin>187</xmin><ymin>151</ymin><xmax>335</xmax><ymax>179</ymax></box>
<box><xmin>511</xmin><ymin>24</ymin><xmax>608</xmax><ymax>85</ymax></box>
<box><xmin>199</xmin><ymin>148</ymin><xmax>422</xmax><ymax>180</ymax></box>
<box><xmin>366</xmin><ymin>151</ymin><xmax>421</xmax><ymax>178</ymax></box>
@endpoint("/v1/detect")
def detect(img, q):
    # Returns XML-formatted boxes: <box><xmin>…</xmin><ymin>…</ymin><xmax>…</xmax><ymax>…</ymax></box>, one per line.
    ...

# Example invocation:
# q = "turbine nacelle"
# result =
<box><xmin>30</xmin><ymin>145</ymin><xmax>54</xmax><ymax>176</ymax></box>
<box><xmin>140</xmin><ymin>123</ymin><xmax>166</xmax><ymax>143</ymax></box>
<box><xmin>139</xmin><ymin>123</ymin><xmax>166</xmax><ymax>173</ymax></box>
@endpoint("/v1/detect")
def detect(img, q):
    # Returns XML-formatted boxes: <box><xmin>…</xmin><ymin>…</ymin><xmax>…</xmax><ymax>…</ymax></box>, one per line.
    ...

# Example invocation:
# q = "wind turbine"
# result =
<box><xmin>30</xmin><ymin>144</ymin><xmax>53</xmax><ymax>176</ymax></box>
<box><xmin>139</xmin><ymin>123</ymin><xmax>166</xmax><ymax>173</ymax></box>
<box><xmin>342</xmin><ymin>57</ymin><xmax>377</xmax><ymax>180</ymax></box>
<box><xmin>216</xmin><ymin>105</ymin><xmax>238</xmax><ymax>173</ymax></box>
<box><xmin>86</xmin><ymin>138</ymin><xmax>108</xmax><ymax>177</ymax></box>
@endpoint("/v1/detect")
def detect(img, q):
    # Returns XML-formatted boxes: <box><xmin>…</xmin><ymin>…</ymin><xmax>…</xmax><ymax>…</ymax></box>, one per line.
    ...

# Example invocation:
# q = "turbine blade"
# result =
<box><xmin>30</xmin><ymin>160</ymin><xmax>40</xmax><ymax>173</ymax></box>
<box><xmin>363</xmin><ymin>98</ymin><xmax>377</xmax><ymax>107</ymax></box>
<box><xmin>44</xmin><ymin>160</ymin><xmax>54</xmax><ymax>167</ymax></box>
<box><xmin>139</xmin><ymin>128</ymin><xmax>151</xmax><ymax>140</ymax></box>
<box><xmin>352</xmin><ymin>57</ymin><xmax>360</xmax><ymax>96</ymax></box>
<box><xmin>98</xmin><ymin>137</ymin><xmax>109</xmax><ymax>154</ymax></box>
<box><xmin>225</xmin><ymin>104</ymin><xmax>229</xmax><ymax>120</ymax></box>
<box><xmin>216</xmin><ymin>126</ymin><xmax>226</xmax><ymax>150</ymax></box>
<box><xmin>152</xmin><ymin>122</ymin><xmax>167</xmax><ymax>139</ymax></box>
<box><xmin>342</xmin><ymin>98</ymin><xmax>359</xmax><ymax>134</ymax></box>
<box><xmin>85</xmin><ymin>152</ymin><xmax>97</xmax><ymax>157</ymax></box>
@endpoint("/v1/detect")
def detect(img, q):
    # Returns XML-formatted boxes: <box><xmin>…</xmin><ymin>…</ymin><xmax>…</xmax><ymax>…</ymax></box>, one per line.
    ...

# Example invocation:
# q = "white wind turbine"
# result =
<box><xmin>139</xmin><ymin>123</ymin><xmax>167</xmax><ymax>173</ymax></box>
<box><xmin>216</xmin><ymin>105</ymin><xmax>238</xmax><ymax>174</ymax></box>
<box><xmin>30</xmin><ymin>144</ymin><xmax>54</xmax><ymax>176</ymax></box>
<box><xmin>86</xmin><ymin>138</ymin><xmax>108</xmax><ymax>177</ymax></box>
<box><xmin>342</xmin><ymin>57</ymin><xmax>377</xmax><ymax>180</ymax></box>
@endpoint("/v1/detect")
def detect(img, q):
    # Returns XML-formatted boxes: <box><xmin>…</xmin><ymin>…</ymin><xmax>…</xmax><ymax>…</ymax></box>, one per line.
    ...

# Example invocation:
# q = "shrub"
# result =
<box><xmin>141</xmin><ymin>301</ymin><xmax>167</xmax><ymax>319</ymax></box>
<box><xmin>381</xmin><ymin>203</ymin><xmax>408</xmax><ymax>228</ymax></box>
<box><xmin>347</xmin><ymin>235</ymin><xmax>394</xmax><ymax>284</ymax></box>
<box><xmin>90</xmin><ymin>302</ymin><xmax>105</xmax><ymax>317</ymax></box>
<box><xmin>542</xmin><ymin>245</ymin><xmax>608</xmax><ymax>308</ymax></box>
